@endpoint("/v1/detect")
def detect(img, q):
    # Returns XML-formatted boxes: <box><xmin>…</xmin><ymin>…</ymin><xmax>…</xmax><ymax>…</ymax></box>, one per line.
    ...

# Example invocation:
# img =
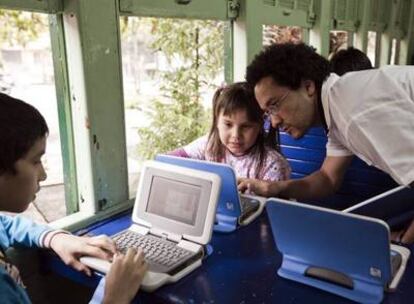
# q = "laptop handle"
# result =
<box><xmin>305</xmin><ymin>266</ymin><xmax>354</xmax><ymax>290</ymax></box>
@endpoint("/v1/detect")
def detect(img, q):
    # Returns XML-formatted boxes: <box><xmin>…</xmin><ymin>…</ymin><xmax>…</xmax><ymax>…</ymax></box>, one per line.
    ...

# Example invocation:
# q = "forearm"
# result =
<box><xmin>167</xmin><ymin>148</ymin><xmax>189</xmax><ymax>158</ymax></box>
<box><xmin>278</xmin><ymin>170</ymin><xmax>338</xmax><ymax>200</ymax></box>
<box><xmin>0</xmin><ymin>215</ymin><xmax>52</xmax><ymax>249</ymax></box>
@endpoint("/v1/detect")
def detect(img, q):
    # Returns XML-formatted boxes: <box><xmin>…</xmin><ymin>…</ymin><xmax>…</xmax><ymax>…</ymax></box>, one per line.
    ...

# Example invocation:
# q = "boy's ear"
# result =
<box><xmin>303</xmin><ymin>80</ymin><xmax>316</xmax><ymax>97</ymax></box>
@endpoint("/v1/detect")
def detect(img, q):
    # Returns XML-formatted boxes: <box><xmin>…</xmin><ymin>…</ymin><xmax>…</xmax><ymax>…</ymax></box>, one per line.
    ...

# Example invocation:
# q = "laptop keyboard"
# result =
<box><xmin>239</xmin><ymin>196</ymin><xmax>260</xmax><ymax>222</ymax></box>
<box><xmin>113</xmin><ymin>230</ymin><xmax>201</xmax><ymax>275</ymax></box>
<box><xmin>391</xmin><ymin>250</ymin><xmax>402</xmax><ymax>277</ymax></box>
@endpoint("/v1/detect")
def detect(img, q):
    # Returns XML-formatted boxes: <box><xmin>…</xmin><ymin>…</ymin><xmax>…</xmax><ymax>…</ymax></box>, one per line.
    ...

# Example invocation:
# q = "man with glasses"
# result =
<box><xmin>238</xmin><ymin>42</ymin><xmax>414</xmax><ymax>243</ymax></box>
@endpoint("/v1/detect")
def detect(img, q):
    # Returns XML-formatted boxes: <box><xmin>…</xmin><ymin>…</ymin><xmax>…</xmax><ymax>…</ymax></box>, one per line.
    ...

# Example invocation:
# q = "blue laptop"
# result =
<box><xmin>155</xmin><ymin>154</ymin><xmax>266</xmax><ymax>232</ymax></box>
<box><xmin>344</xmin><ymin>185</ymin><xmax>414</xmax><ymax>229</ymax></box>
<box><xmin>266</xmin><ymin>198</ymin><xmax>410</xmax><ymax>304</ymax></box>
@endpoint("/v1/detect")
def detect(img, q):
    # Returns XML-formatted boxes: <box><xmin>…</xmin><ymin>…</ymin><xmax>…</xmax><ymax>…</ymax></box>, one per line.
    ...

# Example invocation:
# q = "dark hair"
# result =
<box><xmin>246</xmin><ymin>43</ymin><xmax>330</xmax><ymax>97</ymax></box>
<box><xmin>207</xmin><ymin>82</ymin><xmax>278</xmax><ymax>178</ymax></box>
<box><xmin>0</xmin><ymin>93</ymin><xmax>48</xmax><ymax>174</ymax></box>
<box><xmin>330</xmin><ymin>47</ymin><xmax>373</xmax><ymax>76</ymax></box>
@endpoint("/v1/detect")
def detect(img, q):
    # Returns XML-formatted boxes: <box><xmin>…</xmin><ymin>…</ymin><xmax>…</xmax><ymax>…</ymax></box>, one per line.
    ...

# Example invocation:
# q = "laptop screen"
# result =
<box><xmin>146</xmin><ymin>176</ymin><xmax>201</xmax><ymax>226</ymax></box>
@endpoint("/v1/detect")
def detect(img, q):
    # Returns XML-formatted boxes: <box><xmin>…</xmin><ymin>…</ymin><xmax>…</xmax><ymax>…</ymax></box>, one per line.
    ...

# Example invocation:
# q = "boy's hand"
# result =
<box><xmin>103</xmin><ymin>248</ymin><xmax>148</xmax><ymax>304</ymax></box>
<box><xmin>50</xmin><ymin>234</ymin><xmax>117</xmax><ymax>276</ymax></box>
<box><xmin>237</xmin><ymin>177</ymin><xmax>278</xmax><ymax>197</ymax></box>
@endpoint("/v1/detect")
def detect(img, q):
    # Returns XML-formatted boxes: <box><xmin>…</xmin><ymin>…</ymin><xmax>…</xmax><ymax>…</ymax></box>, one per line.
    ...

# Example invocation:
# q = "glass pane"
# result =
<box><xmin>262</xmin><ymin>25</ymin><xmax>303</xmax><ymax>46</ymax></box>
<box><xmin>120</xmin><ymin>17</ymin><xmax>225</xmax><ymax>198</ymax></box>
<box><xmin>390</xmin><ymin>38</ymin><xmax>400</xmax><ymax>65</ymax></box>
<box><xmin>367</xmin><ymin>31</ymin><xmax>376</xmax><ymax>66</ymax></box>
<box><xmin>0</xmin><ymin>10</ymin><xmax>66</xmax><ymax>222</ymax></box>
<box><xmin>329</xmin><ymin>30</ymin><xmax>348</xmax><ymax>58</ymax></box>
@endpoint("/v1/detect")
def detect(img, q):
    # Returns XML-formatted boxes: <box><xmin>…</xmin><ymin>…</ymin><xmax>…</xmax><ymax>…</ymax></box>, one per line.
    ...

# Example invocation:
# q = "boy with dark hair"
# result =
<box><xmin>239</xmin><ymin>43</ymin><xmax>414</xmax><ymax>243</ymax></box>
<box><xmin>330</xmin><ymin>47</ymin><xmax>373</xmax><ymax>76</ymax></box>
<box><xmin>0</xmin><ymin>93</ymin><xmax>147</xmax><ymax>303</ymax></box>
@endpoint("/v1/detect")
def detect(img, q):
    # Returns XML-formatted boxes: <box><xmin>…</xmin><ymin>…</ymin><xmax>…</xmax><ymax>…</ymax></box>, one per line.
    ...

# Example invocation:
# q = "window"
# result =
<box><xmin>120</xmin><ymin>17</ymin><xmax>226</xmax><ymax>198</ymax></box>
<box><xmin>262</xmin><ymin>25</ymin><xmax>304</xmax><ymax>46</ymax></box>
<box><xmin>329</xmin><ymin>30</ymin><xmax>348</xmax><ymax>58</ymax></box>
<box><xmin>0</xmin><ymin>10</ymin><xmax>66</xmax><ymax>222</ymax></box>
<box><xmin>390</xmin><ymin>38</ymin><xmax>400</xmax><ymax>65</ymax></box>
<box><xmin>366</xmin><ymin>31</ymin><xmax>377</xmax><ymax>66</ymax></box>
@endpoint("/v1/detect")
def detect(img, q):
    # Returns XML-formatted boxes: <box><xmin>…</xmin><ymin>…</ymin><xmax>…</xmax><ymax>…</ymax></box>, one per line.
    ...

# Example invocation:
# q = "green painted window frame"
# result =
<box><xmin>119</xmin><ymin>0</ymin><xmax>230</xmax><ymax>20</ymax></box>
<box><xmin>0</xmin><ymin>0</ymin><xmax>62</xmax><ymax>13</ymax></box>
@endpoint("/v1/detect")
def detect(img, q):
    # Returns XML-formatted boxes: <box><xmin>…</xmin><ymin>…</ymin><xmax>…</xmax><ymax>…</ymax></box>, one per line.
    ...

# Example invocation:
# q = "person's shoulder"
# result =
<box><xmin>378</xmin><ymin>65</ymin><xmax>413</xmax><ymax>78</ymax></box>
<box><xmin>183</xmin><ymin>134</ymin><xmax>208</xmax><ymax>149</ymax></box>
<box><xmin>192</xmin><ymin>134</ymin><xmax>209</xmax><ymax>145</ymax></box>
<box><xmin>324</xmin><ymin>72</ymin><xmax>341</xmax><ymax>86</ymax></box>
<box><xmin>264</xmin><ymin>146</ymin><xmax>284</xmax><ymax>157</ymax></box>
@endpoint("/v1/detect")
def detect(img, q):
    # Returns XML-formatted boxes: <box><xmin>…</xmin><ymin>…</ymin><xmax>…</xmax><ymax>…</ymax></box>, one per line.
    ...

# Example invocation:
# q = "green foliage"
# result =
<box><xmin>0</xmin><ymin>10</ymin><xmax>47</xmax><ymax>46</ymax></box>
<box><xmin>136</xmin><ymin>18</ymin><xmax>224</xmax><ymax>159</ymax></box>
<box><xmin>0</xmin><ymin>10</ymin><xmax>47</xmax><ymax>67</ymax></box>
<box><xmin>137</xmin><ymin>97</ymin><xmax>210</xmax><ymax>159</ymax></box>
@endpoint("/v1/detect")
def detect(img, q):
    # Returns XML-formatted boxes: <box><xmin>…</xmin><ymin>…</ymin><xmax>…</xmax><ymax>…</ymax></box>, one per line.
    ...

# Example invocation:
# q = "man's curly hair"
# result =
<box><xmin>246</xmin><ymin>43</ymin><xmax>330</xmax><ymax>94</ymax></box>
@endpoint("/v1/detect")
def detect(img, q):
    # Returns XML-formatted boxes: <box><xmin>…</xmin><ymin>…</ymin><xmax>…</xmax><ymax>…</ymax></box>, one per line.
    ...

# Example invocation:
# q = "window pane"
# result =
<box><xmin>329</xmin><ymin>30</ymin><xmax>348</xmax><ymax>58</ymax></box>
<box><xmin>262</xmin><ymin>25</ymin><xmax>303</xmax><ymax>46</ymax></box>
<box><xmin>0</xmin><ymin>10</ymin><xmax>66</xmax><ymax>222</ymax></box>
<box><xmin>367</xmin><ymin>31</ymin><xmax>376</xmax><ymax>66</ymax></box>
<box><xmin>120</xmin><ymin>17</ymin><xmax>225</xmax><ymax>198</ymax></box>
<box><xmin>390</xmin><ymin>38</ymin><xmax>400</xmax><ymax>65</ymax></box>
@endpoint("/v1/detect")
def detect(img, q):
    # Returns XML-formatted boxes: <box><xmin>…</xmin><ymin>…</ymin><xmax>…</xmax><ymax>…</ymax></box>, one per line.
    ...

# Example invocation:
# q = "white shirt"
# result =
<box><xmin>321</xmin><ymin>65</ymin><xmax>414</xmax><ymax>185</ymax></box>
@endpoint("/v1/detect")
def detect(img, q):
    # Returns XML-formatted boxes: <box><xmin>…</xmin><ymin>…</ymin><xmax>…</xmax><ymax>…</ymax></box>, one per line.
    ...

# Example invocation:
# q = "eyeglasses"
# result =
<box><xmin>263</xmin><ymin>90</ymin><xmax>291</xmax><ymax>117</ymax></box>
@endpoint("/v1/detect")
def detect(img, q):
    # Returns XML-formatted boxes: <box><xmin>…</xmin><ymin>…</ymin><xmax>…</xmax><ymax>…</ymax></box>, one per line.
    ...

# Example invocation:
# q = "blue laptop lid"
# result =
<box><xmin>266</xmin><ymin>198</ymin><xmax>392</xmax><ymax>286</ymax></box>
<box><xmin>344</xmin><ymin>186</ymin><xmax>414</xmax><ymax>228</ymax></box>
<box><xmin>155</xmin><ymin>155</ymin><xmax>242</xmax><ymax>217</ymax></box>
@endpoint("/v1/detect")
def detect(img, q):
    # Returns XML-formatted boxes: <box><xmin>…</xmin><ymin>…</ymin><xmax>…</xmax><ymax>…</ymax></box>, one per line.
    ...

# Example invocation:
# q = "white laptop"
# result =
<box><xmin>80</xmin><ymin>160</ymin><xmax>221</xmax><ymax>291</ymax></box>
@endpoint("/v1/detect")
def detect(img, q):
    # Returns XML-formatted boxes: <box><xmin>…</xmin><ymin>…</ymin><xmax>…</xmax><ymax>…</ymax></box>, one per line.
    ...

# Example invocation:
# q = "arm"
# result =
<box><xmin>238</xmin><ymin>155</ymin><xmax>353</xmax><ymax>200</ymax></box>
<box><xmin>0</xmin><ymin>214</ymin><xmax>119</xmax><ymax>275</ymax></box>
<box><xmin>0</xmin><ymin>215</ymin><xmax>51</xmax><ymax>250</ymax></box>
<box><xmin>49</xmin><ymin>234</ymin><xmax>117</xmax><ymax>276</ymax></box>
<box><xmin>171</xmin><ymin>135</ymin><xmax>208</xmax><ymax>160</ymax></box>
<box><xmin>89</xmin><ymin>248</ymin><xmax>147</xmax><ymax>304</ymax></box>
<box><xmin>167</xmin><ymin>148</ymin><xmax>189</xmax><ymax>158</ymax></box>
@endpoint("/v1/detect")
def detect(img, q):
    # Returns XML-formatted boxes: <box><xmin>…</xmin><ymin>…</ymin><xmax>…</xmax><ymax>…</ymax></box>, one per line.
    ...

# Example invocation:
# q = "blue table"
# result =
<box><xmin>46</xmin><ymin>211</ymin><xmax>414</xmax><ymax>303</ymax></box>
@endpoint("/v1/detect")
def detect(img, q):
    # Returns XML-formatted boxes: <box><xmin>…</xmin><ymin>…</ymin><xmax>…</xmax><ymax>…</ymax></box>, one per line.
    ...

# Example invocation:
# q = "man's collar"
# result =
<box><xmin>320</xmin><ymin>73</ymin><xmax>340</xmax><ymax>132</ymax></box>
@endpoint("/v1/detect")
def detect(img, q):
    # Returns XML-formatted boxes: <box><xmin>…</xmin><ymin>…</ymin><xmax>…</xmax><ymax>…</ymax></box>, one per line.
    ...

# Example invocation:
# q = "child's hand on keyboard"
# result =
<box><xmin>103</xmin><ymin>248</ymin><xmax>148</xmax><ymax>304</ymax></box>
<box><xmin>50</xmin><ymin>233</ymin><xmax>117</xmax><ymax>276</ymax></box>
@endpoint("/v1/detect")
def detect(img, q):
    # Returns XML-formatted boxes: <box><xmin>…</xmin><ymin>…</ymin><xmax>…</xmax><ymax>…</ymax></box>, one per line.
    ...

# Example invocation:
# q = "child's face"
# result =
<box><xmin>0</xmin><ymin>136</ymin><xmax>47</xmax><ymax>213</ymax></box>
<box><xmin>217</xmin><ymin>109</ymin><xmax>261</xmax><ymax>156</ymax></box>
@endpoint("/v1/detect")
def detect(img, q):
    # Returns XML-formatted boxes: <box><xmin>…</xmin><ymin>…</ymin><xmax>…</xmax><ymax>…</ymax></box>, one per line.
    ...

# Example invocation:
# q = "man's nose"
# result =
<box><xmin>270</xmin><ymin>114</ymin><xmax>282</xmax><ymax>128</ymax></box>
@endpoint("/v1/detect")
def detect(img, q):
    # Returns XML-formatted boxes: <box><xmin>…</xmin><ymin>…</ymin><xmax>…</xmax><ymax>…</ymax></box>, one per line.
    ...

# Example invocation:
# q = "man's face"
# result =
<box><xmin>0</xmin><ymin>136</ymin><xmax>47</xmax><ymax>213</ymax></box>
<box><xmin>254</xmin><ymin>76</ymin><xmax>317</xmax><ymax>139</ymax></box>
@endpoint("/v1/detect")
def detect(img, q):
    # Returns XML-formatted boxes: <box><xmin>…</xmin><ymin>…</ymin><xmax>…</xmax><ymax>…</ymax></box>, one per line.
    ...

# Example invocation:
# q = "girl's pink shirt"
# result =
<box><xmin>179</xmin><ymin>135</ymin><xmax>291</xmax><ymax>181</ymax></box>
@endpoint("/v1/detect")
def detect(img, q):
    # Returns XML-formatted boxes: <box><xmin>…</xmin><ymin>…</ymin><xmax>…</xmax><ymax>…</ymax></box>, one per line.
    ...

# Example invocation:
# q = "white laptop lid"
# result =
<box><xmin>132</xmin><ymin>161</ymin><xmax>221</xmax><ymax>245</ymax></box>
